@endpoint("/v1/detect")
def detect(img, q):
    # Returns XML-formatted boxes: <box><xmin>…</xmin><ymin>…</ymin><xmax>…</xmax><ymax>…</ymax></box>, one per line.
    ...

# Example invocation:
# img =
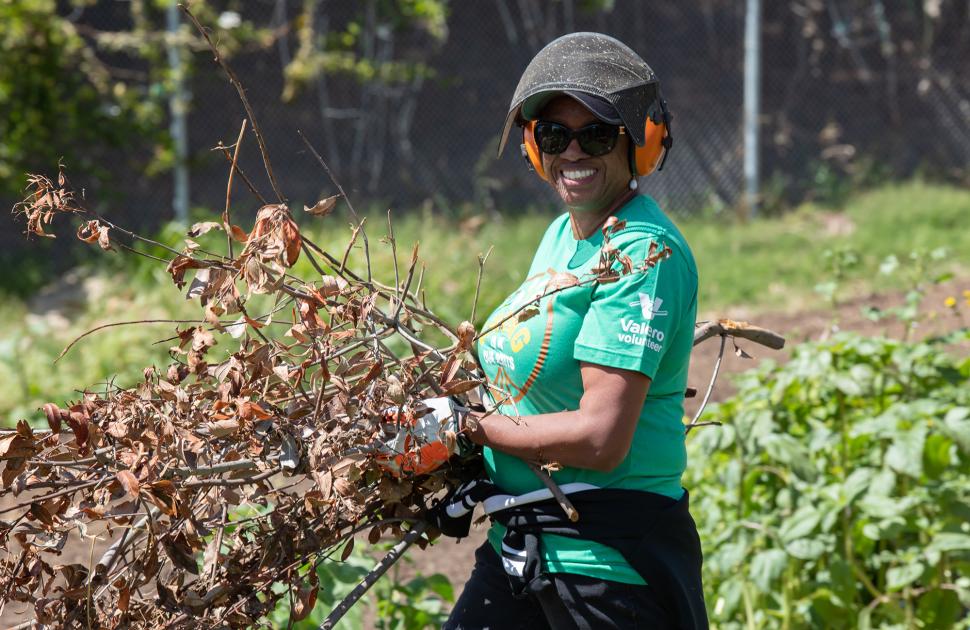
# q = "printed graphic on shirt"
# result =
<box><xmin>479</xmin><ymin>273</ymin><xmax>557</xmax><ymax>405</ymax></box>
<box><xmin>615</xmin><ymin>291</ymin><xmax>669</xmax><ymax>352</ymax></box>
<box><xmin>633</xmin><ymin>293</ymin><xmax>667</xmax><ymax>320</ymax></box>
<box><xmin>617</xmin><ymin>317</ymin><xmax>665</xmax><ymax>352</ymax></box>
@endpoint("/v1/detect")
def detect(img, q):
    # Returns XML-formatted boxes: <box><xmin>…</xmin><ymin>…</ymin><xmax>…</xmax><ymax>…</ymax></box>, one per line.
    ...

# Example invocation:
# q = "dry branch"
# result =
<box><xmin>4</xmin><ymin>163</ymin><xmax>784</xmax><ymax>627</ymax></box>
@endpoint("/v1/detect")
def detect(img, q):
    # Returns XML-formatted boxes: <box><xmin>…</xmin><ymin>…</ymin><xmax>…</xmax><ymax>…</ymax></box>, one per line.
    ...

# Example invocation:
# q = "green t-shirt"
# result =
<box><xmin>478</xmin><ymin>194</ymin><xmax>698</xmax><ymax>584</ymax></box>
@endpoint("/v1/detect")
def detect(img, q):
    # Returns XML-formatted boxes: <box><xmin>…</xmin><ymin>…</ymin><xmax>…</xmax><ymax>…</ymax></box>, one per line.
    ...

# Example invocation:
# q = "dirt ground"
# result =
<box><xmin>2</xmin><ymin>277</ymin><xmax>967</xmax><ymax>628</ymax></box>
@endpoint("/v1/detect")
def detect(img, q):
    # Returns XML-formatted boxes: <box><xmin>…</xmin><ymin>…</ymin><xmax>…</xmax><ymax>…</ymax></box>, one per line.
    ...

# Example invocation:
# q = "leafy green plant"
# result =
<box><xmin>810</xmin><ymin>160</ymin><xmax>855</xmax><ymax>210</ymax></box>
<box><xmin>687</xmin><ymin>332</ymin><xmax>970</xmax><ymax>629</ymax></box>
<box><xmin>864</xmin><ymin>247</ymin><xmax>953</xmax><ymax>339</ymax></box>
<box><xmin>370</xmin><ymin>561</ymin><xmax>454</xmax><ymax>629</ymax></box>
<box><xmin>281</xmin><ymin>0</ymin><xmax>450</xmax><ymax>101</ymax></box>
<box><xmin>266</xmin><ymin>548</ymin><xmax>371</xmax><ymax>629</ymax></box>
<box><xmin>807</xmin><ymin>154</ymin><xmax>892</xmax><ymax>212</ymax></box>
<box><xmin>814</xmin><ymin>247</ymin><xmax>861</xmax><ymax>309</ymax></box>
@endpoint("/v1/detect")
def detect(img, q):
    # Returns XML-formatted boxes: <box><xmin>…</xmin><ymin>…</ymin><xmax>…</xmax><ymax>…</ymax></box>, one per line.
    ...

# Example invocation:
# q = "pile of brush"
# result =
<box><xmin>2</xmin><ymin>157</ymin><xmax>498</xmax><ymax>627</ymax></box>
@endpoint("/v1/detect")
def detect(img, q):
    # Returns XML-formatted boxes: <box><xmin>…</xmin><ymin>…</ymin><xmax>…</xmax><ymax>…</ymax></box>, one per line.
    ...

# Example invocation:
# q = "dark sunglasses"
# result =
<box><xmin>533</xmin><ymin>121</ymin><xmax>624</xmax><ymax>157</ymax></box>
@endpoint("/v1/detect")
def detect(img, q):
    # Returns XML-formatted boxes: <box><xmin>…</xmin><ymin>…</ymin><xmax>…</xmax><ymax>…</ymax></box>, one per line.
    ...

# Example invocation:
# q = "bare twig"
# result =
<box><xmin>214</xmin><ymin>143</ymin><xmax>268</xmax><ymax>204</ymax></box>
<box><xmin>685</xmin><ymin>334</ymin><xmax>727</xmax><ymax>433</ymax></box>
<box><xmin>180</xmin><ymin>3</ymin><xmax>285</xmax><ymax>203</ymax></box>
<box><xmin>28</xmin><ymin>447</ymin><xmax>112</xmax><ymax>467</ymax></box>
<box><xmin>474</xmin><ymin>273</ymin><xmax>597</xmax><ymax>341</ymax></box>
<box><xmin>56</xmin><ymin>318</ymin><xmax>205</xmax><ymax>362</ymax></box>
<box><xmin>0</xmin><ymin>478</ymin><xmax>105</xmax><ymax>516</ymax></box>
<box><xmin>297</xmin><ymin>131</ymin><xmax>362</xmax><ymax>225</ymax></box>
<box><xmin>528</xmin><ymin>462</ymin><xmax>579</xmax><ymax>522</ymax></box>
<box><xmin>471</xmin><ymin>246</ymin><xmax>493</xmax><ymax>324</ymax></box>
<box><xmin>392</xmin><ymin>243</ymin><xmax>420</xmax><ymax>321</ymax></box>
<box><xmin>340</xmin><ymin>219</ymin><xmax>366</xmax><ymax>275</ymax></box>
<box><xmin>224</xmin><ymin>119</ymin><xmax>248</xmax><ymax>258</ymax></box>
<box><xmin>183</xmin><ymin>467</ymin><xmax>278</xmax><ymax>489</ymax></box>
<box><xmin>173</xmin><ymin>458</ymin><xmax>259</xmax><ymax>478</ymax></box>
<box><xmin>386</xmin><ymin>209</ymin><xmax>400</xmax><ymax>306</ymax></box>
<box><xmin>298</xmin><ymin>130</ymin><xmax>372</xmax><ymax>282</ymax></box>
<box><xmin>209</xmin><ymin>504</ymin><xmax>228</xmax><ymax>585</ymax></box>
<box><xmin>86</xmin><ymin>531</ymin><xmax>98</xmax><ymax>629</ymax></box>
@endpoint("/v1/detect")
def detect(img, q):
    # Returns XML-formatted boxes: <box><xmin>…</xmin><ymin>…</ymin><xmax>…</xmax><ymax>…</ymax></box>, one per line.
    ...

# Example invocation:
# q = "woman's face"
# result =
<box><xmin>538</xmin><ymin>95</ymin><xmax>631</xmax><ymax>214</ymax></box>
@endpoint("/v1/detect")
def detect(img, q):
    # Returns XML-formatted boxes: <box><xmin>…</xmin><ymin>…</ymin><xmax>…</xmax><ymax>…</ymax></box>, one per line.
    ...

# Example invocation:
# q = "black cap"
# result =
<box><xmin>498</xmin><ymin>32</ymin><xmax>660</xmax><ymax>155</ymax></box>
<box><xmin>521</xmin><ymin>90</ymin><xmax>624</xmax><ymax>125</ymax></box>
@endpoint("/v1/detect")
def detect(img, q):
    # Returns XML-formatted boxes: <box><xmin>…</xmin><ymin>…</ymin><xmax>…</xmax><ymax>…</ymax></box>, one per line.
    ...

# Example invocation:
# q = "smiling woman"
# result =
<box><xmin>442</xmin><ymin>33</ymin><xmax>707</xmax><ymax>630</ymax></box>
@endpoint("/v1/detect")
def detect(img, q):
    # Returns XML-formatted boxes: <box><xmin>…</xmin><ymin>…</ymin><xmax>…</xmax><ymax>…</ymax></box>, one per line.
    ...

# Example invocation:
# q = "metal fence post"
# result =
<box><xmin>167</xmin><ymin>0</ymin><xmax>190</xmax><ymax>224</ymax></box>
<box><xmin>743</xmin><ymin>0</ymin><xmax>762</xmax><ymax>218</ymax></box>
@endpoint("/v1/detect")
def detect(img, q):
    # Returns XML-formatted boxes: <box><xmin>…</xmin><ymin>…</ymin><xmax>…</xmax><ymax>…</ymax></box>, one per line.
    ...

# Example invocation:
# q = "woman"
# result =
<box><xmin>444</xmin><ymin>33</ymin><xmax>705</xmax><ymax>629</ymax></box>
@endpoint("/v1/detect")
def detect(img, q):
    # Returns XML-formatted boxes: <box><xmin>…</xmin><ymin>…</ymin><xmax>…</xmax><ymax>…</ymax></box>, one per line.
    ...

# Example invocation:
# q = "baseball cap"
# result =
<box><xmin>520</xmin><ymin>90</ymin><xmax>624</xmax><ymax>126</ymax></box>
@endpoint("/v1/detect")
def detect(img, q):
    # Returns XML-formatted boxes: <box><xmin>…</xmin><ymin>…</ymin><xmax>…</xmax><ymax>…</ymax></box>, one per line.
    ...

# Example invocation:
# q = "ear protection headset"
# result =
<box><xmin>520</xmin><ymin>98</ymin><xmax>673</xmax><ymax>182</ymax></box>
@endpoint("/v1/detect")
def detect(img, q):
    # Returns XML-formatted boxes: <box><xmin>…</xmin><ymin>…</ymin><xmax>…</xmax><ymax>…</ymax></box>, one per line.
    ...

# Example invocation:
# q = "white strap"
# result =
<box><xmin>444</xmin><ymin>481</ymin><xmax>600</xmax><ymax>519</ymax></box>
<box><xmin>482</xmin><ymin>482</ymin><xmax>599</xmax><ymax>516</ymax></box>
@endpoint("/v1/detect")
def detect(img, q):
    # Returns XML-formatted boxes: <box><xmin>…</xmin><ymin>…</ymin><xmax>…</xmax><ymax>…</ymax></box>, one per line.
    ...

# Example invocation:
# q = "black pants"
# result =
<box><xmin>444</xmin><ymin>542</ymin><xmax>674</xmax><ymax>630</ymax></box>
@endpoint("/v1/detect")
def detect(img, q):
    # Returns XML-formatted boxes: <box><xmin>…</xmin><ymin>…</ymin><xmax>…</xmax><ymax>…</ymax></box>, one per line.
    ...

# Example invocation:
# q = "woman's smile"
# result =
<box><xmin>559</xmin><ymin>165</ymin><xmax>599</xmax><ymax>186</ymax></box>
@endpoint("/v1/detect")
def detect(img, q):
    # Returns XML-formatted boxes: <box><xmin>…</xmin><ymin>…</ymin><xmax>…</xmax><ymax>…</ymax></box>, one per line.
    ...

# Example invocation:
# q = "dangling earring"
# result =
<box><xmin>629</xmin><ymin>177</ymin><xmax>639</xmax><ymax>190</ymax></box>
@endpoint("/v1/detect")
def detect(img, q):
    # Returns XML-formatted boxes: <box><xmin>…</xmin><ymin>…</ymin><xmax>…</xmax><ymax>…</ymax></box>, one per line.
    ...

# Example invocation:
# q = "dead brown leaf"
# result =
<box><xmin>440</xmin><ymin>378</ymin><xmax>483</xmax><ymax>397</ymax></box>
<box><xmin>304</xmin><ymin>194</ymin><xmax>340</xmax><ymax>217</ymax></box>
<box><xmin>116</xmin><ymin>470</ymin><xmax>140</xmax><ymax>498</ymax></box>
<box><xmin>188</xmin><ymin>221</ymin><xmax>223</xmax><ymax>237</ymax></box>
<box><xmin>515</xmin><ymin>305</ymin><xmax>541</xmax><ymax>323</ymax></box>
<box><xmin>292</xmin><ymin>574</ymin><xmax>319</xmax><ymax>621</ymax></box>
<box><xmin>76</xmin><ymin>220</ymin><xmax>113</xmax><ymax>251</ymax></box>
<box><xmin>167</xmin><ymin>255</ymin><xmax>210</xmax><ymax>289</ymax></box>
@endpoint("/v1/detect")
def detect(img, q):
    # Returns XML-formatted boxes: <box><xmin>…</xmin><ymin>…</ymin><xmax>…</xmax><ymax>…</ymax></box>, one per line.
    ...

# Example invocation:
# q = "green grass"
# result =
<box><xmin>0</xmin><ymin>271</ymin><xmax>199</xmax><ymax>425</ymax></box>
<box><xmin>682</xmin><ymin>180</ymin><xmax>970</xmax><ymax>311</ymax></box>
<box><xmin>1</xmin><ymin>179</ymin><xmax>968</xmax><ymax>425</ymax></box>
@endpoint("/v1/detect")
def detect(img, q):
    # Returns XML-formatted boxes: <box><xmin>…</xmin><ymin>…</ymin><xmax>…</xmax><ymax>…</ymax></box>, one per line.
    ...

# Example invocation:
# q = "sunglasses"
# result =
<box><xmin>533</xmin><ymin>121</ymin><xmax>624</xmax><ymax>157</ymax></box>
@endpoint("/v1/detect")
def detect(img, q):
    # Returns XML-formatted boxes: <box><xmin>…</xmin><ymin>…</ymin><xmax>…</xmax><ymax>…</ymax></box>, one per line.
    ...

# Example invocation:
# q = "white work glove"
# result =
<box><xmin>376</xmin><ymin>397</ymin><xmax>477</xmax><ymax>476</ymax></box>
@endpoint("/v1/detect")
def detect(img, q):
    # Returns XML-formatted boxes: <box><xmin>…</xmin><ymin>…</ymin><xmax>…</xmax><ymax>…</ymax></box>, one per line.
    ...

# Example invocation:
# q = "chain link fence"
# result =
<box><xmin>182</xmin><ymin>0</ymin><xmax>970</xmax><ymax>222</ymax></box>
<box><xmin>5</xmin><ymin>0</ymin><xmax>969</xmax><ymax>250</ymax></box>
<box><xmin>757</xmin><ymin>0</ymin><xmax>970</xmax><ymax>211</ymax></box>
<box><xmin>176</xmin><ymin>1</ymin><xmax>747</xmax><ymax>221</ymax></box>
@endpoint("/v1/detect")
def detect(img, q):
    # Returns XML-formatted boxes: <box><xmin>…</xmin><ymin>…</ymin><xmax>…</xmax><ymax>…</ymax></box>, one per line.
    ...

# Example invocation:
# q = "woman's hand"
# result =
<box><xmin>466</xmin><ymin>363</ymin><xmax>650</xmax><ymax>472</ymax></box>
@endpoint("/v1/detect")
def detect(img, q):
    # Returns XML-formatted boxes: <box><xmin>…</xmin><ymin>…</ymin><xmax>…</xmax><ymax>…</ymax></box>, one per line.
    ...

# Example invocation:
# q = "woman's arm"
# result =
<box><xmin>466</xmin><ymin>363</ymin><xmax>651</xmax><ymax>473</ymax></box>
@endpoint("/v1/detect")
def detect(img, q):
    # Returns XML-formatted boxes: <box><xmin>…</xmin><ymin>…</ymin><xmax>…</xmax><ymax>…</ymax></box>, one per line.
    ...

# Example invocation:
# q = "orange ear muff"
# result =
<box><xmin>633</xmin><ymin>100</ymin><xmax>672</xmax><ymax>177</ymax></box>
<box><xmin>521</xmin><ymin>120</ymin><xmax>549</xmax><ymax>181</ymax></box>
<box><xmin>633</xmin><ymin>119</ymin><xmax>667</xmax><ymax>177</ymax></box>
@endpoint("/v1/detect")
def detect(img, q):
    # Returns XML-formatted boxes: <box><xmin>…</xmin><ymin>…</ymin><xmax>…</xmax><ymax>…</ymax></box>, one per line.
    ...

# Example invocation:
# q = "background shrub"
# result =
<box><xmin>687</xmin><ymin>332</ymin><xmax>970</xmax><ymax>629</ymax></box>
